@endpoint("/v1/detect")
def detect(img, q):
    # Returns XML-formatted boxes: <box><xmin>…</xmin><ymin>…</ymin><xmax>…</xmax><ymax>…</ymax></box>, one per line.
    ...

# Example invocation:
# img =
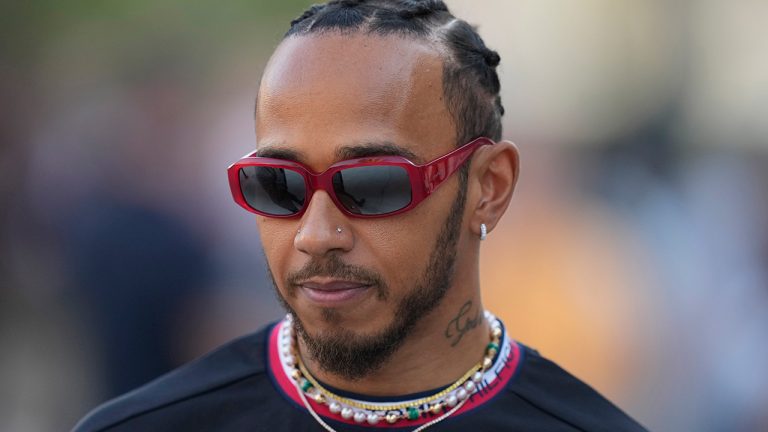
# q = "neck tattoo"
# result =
<box><xmin>279</xmin><ymin>312</ymin><xmax>504</xmax><ymax>431</ymax></box>
<box><xmin>444</xmin><ymin>300</ymin><xmax>483</xmax><ymax>347</ymax></box>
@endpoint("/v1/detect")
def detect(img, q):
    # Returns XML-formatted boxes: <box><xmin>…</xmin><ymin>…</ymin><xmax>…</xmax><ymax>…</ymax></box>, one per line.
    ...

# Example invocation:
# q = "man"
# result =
<box><xmin>74</xmin><ymin>1</ymin><xmax>646</xmax><ymax>430</ymax></box>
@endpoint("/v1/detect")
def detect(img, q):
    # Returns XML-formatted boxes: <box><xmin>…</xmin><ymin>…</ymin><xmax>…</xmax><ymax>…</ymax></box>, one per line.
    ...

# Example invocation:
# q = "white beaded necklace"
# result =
<box><xmin>279</xmin><ymin>312</ymin><xmax>504</xmax><ymax>431</ymax></box>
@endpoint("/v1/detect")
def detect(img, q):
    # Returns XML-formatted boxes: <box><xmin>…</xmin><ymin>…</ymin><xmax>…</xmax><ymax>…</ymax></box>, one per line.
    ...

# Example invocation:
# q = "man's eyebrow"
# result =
<box><xmin>254</xmin><ymin>142</ymin><xmax>422</xmax><ymax>164</ymax></box>
<box><xmin>255</xmin><ymin>146</ymin><xmax>305</xmax><ymax>162</ymax></box>
<box><xmin>336</xmin><ymin>142</ymin><xmax>421</xmax><ymax>163</ymax></box>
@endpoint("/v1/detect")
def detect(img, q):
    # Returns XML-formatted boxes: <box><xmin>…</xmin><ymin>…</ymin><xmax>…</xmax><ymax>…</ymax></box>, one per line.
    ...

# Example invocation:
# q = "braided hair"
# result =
<box><xmin>285</xmin><ymin>0</ymin><xmax>504</xmax><ymax>149</ymax></box>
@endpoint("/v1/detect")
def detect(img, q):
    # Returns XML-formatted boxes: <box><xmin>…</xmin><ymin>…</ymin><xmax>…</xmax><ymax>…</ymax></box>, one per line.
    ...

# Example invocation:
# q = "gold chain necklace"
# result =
<box><xmin>297</xmin><ymin>381</ymin><xmax>470</xmax><ymax>432</ymax></box>
<box><xmin>281</xmin><ymin>312</ymin><xmax>503</xmax><ymax>427</ymax></box>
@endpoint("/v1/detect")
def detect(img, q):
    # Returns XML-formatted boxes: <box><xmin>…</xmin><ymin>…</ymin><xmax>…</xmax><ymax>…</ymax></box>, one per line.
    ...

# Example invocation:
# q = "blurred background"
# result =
<box><xmin>1</xmin><ymin>1</ymin><xmax>766</xmax><ymax>431</ymax></box>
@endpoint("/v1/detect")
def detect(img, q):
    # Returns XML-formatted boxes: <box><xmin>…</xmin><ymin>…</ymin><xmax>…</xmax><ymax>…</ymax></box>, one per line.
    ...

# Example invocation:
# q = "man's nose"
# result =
<box><xmin>294</xmin><ymin>191</ymin><xmax>354</xmax><ymax>257</ymax></box>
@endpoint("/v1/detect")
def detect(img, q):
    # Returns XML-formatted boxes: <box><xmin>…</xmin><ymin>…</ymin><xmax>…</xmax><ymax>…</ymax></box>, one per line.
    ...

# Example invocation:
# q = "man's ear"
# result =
<box><xmin>467</xmin><ymin>140</ymin><xmax>519</xmax><ymax>238</ymax></box>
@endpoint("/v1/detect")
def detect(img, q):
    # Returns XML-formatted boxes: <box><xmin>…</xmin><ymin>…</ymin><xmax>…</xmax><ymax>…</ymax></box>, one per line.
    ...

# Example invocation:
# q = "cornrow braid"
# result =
<box><xmin>285</xmin><ymin>0</ymin><xmax>505</xmax><ymax>149</ymax></box>
<box><xmin>289</xmin><ymin>4</ymin><xmax>326</xmax><ymax>28</ymax></box>
<box><xmin>397</xmin><ymin>0</ymin><xmax>448</xmax><ymax>19</ymax></box>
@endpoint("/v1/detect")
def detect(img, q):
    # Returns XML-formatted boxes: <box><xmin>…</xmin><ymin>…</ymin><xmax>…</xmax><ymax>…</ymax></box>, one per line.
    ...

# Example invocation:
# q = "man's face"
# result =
<box><xmin>255</xmin><ymin>34</ymin><xmax>465</xmax><ymax>377</ymax></box>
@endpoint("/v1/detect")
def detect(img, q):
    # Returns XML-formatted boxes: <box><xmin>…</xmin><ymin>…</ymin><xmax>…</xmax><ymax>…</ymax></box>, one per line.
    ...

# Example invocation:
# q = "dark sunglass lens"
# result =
<box><xmin>239</xmin><ymin>166</ymin><xmax>306</xmax><ymax>215</ymax></box>
<box><xmin>332</xmin><ymin>166</ymin><xmax>411</xmax><ymax>215</ymax></box>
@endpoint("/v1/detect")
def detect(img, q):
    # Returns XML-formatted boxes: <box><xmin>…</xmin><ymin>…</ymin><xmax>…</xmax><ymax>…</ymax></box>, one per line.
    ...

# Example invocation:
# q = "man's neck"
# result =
<box><xmin>297</xmin><ymin>292</ymin><xmax>490</xmax><ymax>398</ymax></box>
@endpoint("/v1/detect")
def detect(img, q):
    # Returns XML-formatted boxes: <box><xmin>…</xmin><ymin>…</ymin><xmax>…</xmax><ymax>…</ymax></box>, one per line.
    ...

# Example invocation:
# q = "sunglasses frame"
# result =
<box><xmin>227</xmin><ymin>137</ymin><xmax>493</xmax><ymax>218</ymax></box>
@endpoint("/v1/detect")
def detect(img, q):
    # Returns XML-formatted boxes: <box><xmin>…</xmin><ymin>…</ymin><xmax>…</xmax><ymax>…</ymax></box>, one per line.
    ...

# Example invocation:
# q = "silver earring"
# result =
<box><xmin>480</xmin><ymin>223</ymin><xmax>487</xmax><ymax>241</ymax></box>
<box><xmin>336</xmin><ymin>227</ymin><xmax>342</xmax><ymax>234</ymax></box>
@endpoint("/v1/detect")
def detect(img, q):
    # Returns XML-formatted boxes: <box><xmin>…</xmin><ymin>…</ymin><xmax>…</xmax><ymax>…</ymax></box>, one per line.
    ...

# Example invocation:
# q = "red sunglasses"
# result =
<box><xmin>227</xmin><ymin>137</ymin><xmax>493</xmax><ymax>218</ymax></box>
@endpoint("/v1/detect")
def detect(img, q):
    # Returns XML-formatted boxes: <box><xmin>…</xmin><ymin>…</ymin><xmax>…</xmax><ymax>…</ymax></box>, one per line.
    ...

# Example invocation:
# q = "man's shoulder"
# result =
<box><xmin>502</xmin><ymin>343</ymin><xmax>647</xmax><ymax>432</ymax></box>
<box><xmin>72</xmin><ymin>324</ymin><xmax>274</xmax><ymax>432</ymax></box>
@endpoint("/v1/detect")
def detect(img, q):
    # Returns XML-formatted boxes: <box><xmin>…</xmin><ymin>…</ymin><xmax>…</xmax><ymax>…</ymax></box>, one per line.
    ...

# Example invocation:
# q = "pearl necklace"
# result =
<box><xmin>297</xmin><ymin>381</ymin><xmax>469</xmax><ymax>432</ymax></box>
<box><xmin>280</xmin><ymin>312</ymin><xmax>503</xmax><ymax>429</ymax></box>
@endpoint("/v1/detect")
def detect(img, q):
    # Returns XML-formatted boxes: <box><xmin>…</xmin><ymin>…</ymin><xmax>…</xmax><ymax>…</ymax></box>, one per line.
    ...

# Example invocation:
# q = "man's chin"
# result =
<box><xmin>294</xmin><ymin>317</ymin><xmax>401</xmax><ymax>380</ymax></box>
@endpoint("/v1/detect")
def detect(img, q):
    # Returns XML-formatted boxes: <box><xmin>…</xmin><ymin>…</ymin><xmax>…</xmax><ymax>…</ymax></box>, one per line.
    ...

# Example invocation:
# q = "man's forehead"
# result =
<box><xmin>256</xmin><ymin>33</ymin><xmax>445</xmax><ymax>127</ymax></box>
<box><xmin>260</xmin><ymin>32</ymin><xmax>441</xmax><ymax>91</ymax></box>
<box><xmin>254</xmin><ymin>32</ymin><xmax>456</xmax><ymax>169</ymax></box>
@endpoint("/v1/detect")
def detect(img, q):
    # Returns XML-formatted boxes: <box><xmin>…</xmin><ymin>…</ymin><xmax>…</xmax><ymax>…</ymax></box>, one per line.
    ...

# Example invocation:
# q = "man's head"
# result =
<box><xmin>284</xmin><ymin>0</ymin><xmax>505</xmax><ymax>148</ymax></box>
<box><xmin>247</xmin><ymin>0</ymin><xmax>518</xmax><ymax>379</ymax></box>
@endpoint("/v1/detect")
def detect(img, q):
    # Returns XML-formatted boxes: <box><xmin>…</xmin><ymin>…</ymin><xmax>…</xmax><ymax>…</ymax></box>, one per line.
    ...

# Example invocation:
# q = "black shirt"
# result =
<box><xmin>73</xmin><ymin>320</ymin><xmax>647</xmax><ymax>431</ymax></box>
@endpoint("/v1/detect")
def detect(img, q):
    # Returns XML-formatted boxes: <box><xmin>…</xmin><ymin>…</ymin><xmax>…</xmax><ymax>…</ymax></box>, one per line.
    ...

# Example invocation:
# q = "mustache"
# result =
<box><xmin>285</xmin><ymin>255</ymin><xmax>388</xmax><ymax>299</ymax></box>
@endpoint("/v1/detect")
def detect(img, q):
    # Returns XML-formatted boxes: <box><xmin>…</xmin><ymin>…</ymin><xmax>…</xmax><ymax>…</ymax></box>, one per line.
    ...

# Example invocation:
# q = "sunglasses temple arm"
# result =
<box><xmin>421</xmin><ymin>143</ymin><xmax>479</xmax><ymax>195</ymax></box>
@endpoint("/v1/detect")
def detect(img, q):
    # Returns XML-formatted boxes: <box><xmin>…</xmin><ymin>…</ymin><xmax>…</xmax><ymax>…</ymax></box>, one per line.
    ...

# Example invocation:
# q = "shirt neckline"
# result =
<box><xmin>266</xmin><ymin>316</ymin><xmax>522</xmax><ymax>428</ymax></box>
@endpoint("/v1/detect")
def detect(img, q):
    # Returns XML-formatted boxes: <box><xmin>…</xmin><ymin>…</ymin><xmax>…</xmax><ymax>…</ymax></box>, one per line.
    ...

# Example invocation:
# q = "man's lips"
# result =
<box><xmin>296</xmin><ymin>279</ymin><xmax>373</xmax><ymax>305</ymax></box>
